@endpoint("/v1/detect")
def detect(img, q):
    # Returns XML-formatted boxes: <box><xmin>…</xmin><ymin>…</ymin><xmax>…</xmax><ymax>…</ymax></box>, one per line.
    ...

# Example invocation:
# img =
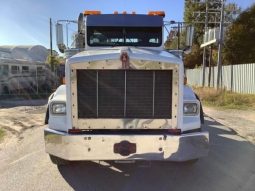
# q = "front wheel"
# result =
<box><xmin>49</xmin><ymin>155</ymin><xmax>70</xmax><ymax>166</ymax></box>
<box><xmin>44</xmin><ymin>107</ymin><xmax>49</xmax><ymax>124</ymax></box>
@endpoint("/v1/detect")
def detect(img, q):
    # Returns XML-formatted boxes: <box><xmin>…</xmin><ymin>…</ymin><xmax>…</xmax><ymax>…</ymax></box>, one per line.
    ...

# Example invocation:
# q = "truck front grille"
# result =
<box><xmin>77</xmin><ymin>70</ymin><xmax>172</xmax><ymax>119</ymax></box>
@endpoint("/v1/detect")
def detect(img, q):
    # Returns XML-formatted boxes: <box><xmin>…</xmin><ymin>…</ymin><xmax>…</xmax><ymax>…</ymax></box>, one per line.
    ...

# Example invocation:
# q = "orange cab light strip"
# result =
<box><xmin>148</xmin><ymin>11</ymin><xmax>165</xmax><ymax>17</ymax></box>
<box><xmin>84</xmin><ymin>10</ymin><xmax>101</xmax><ymax>15</ymax></box>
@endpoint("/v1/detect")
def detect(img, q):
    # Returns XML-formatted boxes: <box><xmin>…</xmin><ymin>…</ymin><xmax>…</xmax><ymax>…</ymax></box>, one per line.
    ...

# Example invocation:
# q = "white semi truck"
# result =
<box><xmin>44</xmin><ymin>11</ymin><xmax>209</xmax><ymax>165</ymax></box>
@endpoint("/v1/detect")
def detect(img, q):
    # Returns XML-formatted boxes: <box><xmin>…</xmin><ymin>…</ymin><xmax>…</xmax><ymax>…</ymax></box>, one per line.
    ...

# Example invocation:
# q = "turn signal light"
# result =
<box><xmin>148</xmin><ymin>11</ymin><xmax>165</xmax><ymax>17</ymax></box>
<box><xmin>84</xmin><ymin>10</ymin><xmax>101</xmax><ymax>15</ymax></box>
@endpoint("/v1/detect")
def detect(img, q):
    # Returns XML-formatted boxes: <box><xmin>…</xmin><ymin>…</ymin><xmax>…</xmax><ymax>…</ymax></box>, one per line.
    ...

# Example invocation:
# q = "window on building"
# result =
<box><xmin>11</xmin><ymin>65</ymin><xmax>19</xmax><ymax>74</ymax></box>
<box><xmin>0</xmin><ymin>65</ymin><xmax>9</xmax><ymax>76</ymax></box>
<box><xmin>22</xmin><ymin>66</ymin><xmax>29</xmax><ymax>74</ymax></box>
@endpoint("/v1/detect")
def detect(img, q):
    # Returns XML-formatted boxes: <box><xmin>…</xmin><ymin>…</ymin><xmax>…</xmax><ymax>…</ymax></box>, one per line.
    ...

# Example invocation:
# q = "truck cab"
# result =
<box><xmin>44</xmin><ymin>11</ymin><xmax>209</xmax><ymax>165</ymax></box>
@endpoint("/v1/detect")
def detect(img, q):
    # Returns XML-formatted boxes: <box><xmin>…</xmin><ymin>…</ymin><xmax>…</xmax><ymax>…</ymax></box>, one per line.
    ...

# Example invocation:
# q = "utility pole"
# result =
<box><xmin>49</xmin><ymin>18</ymin><xmax>53</xmax><ymax>71</ymax></box>
<box><xmin>66</xmin><ymin>22</ymin><xmax>69</xmax><ymax>49</ymax></box>
<box><xmin>217</xmin><ymin>0</ymin><xmax>225</xmax><ymax>89</ymax></box>
<box><xmin>202</xmin><ymin>0</ymin><xmax>208</xmax><ymax>87</ymax></box>
<box><xmin>177</xmin><ymin>22</ymin><xmax>180</xmax><ymax>50</ymax></box>
<box><xmin>208</xmin><ymin>45</ymin><xmax>213</xmax><ymax>87</ymax></box>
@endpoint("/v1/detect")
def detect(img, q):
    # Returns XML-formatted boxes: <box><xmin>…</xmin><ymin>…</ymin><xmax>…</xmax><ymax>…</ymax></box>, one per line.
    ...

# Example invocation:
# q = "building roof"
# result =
<box><xmin>0</xmin><ymin>45</ymin><xmax>48</xmax><ymax>62</ymax></box>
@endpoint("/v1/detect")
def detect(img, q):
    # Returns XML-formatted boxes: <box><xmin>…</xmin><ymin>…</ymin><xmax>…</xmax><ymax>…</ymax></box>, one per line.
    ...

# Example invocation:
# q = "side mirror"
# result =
<box><xmin>185</xmin><ymin>25</ymin><xmax>194</xmax><ymax>47</ymax></box>
<box><xmin>56</xmin><ymin>23</ymin><xmax>66</xmax><ymax>53</ymax></box>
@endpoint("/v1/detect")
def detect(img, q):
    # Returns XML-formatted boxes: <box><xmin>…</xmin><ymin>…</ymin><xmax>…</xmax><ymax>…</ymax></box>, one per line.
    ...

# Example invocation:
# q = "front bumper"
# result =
<box><xmin>44</xmin><ymin>128</ymin><xmax>209</xmax><ymax>161</ymax></box>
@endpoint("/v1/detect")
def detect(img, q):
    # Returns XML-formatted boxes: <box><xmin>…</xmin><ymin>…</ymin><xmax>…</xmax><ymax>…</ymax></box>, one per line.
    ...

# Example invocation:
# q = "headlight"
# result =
<box><xmin>183</xmin><ymin>102</ymin><xmax>199</xmax><ymax>116</ymax></box>
<box><xmin>51</xmin><ymin>102</ymin><xmax>66</xmax><ymax>115</ymax></box>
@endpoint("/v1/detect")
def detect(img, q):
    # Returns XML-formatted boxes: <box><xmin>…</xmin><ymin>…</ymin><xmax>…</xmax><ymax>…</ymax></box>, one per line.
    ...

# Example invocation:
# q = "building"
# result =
<box><xmin>0</xmin><ymin>45</ymin><xmax>54</xmax><ymax>94</ymax></box>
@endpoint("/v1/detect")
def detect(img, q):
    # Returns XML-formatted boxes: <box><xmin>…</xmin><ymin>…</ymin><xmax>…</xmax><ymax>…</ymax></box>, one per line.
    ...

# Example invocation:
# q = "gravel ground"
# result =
<box><xmin>0</xmin><ymin>99</ymin><xmax>47</xmax><ymax>147</ymax></box>
<box><xmin>203</xmin><ymin>106</ymin><xmax>255</xmax><ymax>144</ymax></box>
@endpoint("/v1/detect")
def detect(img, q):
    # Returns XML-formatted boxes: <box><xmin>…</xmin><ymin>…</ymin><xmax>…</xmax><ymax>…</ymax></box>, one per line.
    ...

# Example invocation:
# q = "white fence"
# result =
<box><xmin>186</xmin><ymin>63</ymin><xmax>255</xmax><ymax>94</ymax></box>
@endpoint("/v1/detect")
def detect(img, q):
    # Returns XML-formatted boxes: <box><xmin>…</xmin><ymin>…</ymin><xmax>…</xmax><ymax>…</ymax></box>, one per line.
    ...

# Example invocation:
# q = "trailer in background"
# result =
<box><xmin>0</xmin><ymin>58</ymin><xmax>57</xmax><ymax>94</ymax></box>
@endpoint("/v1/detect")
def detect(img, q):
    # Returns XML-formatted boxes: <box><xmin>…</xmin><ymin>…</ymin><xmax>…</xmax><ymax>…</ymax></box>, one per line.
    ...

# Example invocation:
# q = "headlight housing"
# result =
<box><xmin>51</xmin><ymin>102</ymin><xmax>66</xmax><ymax>115</ymax></box>
<box><xmin>183</xmin><ymin>102</ymin><xmax>199</xmax><ymax>116</ymax></box>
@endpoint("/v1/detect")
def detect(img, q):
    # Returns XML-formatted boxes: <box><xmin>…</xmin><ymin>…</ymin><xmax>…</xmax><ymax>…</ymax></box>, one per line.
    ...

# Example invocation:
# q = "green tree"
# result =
<box><xmin>224</xmin><ymin>4</ymin><xmax>255</xmax><ymax>64</ymax></box>
<box><xmin>184</xmin><ymin>44</ymin><xmax>203</xmax><ymax>68</ymax></box>
<box><xmin>46</xmin><ymin>54</ymin><xmax>64</xmax><ymax>71</ymax></box>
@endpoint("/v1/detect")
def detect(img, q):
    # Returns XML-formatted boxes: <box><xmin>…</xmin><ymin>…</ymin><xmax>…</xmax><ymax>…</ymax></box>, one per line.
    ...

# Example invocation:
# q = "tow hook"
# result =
<box><xmin>114</xmin><ymin>141</ymin><xmax>137</xmax><ymax>156</ymax></box>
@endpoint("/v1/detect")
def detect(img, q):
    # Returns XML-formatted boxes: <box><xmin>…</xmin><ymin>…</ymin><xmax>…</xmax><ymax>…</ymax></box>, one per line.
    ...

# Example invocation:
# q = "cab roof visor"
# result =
<box><xmin>86</xmin><ymin>14</ymin><xmax>163</xmax><ymax>27</ymax></box>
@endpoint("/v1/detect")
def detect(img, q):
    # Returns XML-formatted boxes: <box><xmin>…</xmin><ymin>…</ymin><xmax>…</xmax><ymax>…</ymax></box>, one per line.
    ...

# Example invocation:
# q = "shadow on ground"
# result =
<box><xmin>58</xmin><ymin>119</ymin><xmax>255</xmax><ymax>191</ymax></box>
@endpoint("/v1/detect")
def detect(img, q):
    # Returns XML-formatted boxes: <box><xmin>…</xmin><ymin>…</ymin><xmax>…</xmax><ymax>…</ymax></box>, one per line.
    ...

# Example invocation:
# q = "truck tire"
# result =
<box><xmin>44</xmin><ymin>107</ymin><xmax>49</xmax><ymax>124</ymax></box>
<box><xmin>194</xmin><ymin>93</ymin><xmax>204</xmax><ymax>124</ymax></box>
<box><xmin>49</xmin><ymin>155</ymin><xmax>69</xmax><ymax>166</ymax></box>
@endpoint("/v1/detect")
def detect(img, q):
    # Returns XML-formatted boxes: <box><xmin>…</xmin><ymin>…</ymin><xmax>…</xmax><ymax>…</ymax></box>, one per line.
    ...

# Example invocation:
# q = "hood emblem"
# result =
<box><xmin>120</xmin><ymin>52</ymin><xmax>130</xmax><ymax>69</ymax></box>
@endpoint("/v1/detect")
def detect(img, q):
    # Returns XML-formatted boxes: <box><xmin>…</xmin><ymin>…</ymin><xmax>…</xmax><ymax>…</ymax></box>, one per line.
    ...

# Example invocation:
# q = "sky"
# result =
<box><xmin>0</xmin><ymin>0</ymin><xmax>254</xmax><ymax>51</ymax></box>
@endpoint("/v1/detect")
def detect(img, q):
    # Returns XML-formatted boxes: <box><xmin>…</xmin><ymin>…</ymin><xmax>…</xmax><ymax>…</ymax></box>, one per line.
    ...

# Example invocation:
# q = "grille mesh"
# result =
<box><xmin>98</xmin><ymin>71</ymin><xmax>125</xmax><ymax>118</ymax></box>
<box><xmin>154</xmin><ymin>71</ymin><xmax>172</xmax><ymax>118</ymax></box>
<box><xmin>77</xmin><ymin>70</ymin><xmax>172</xmax><ymax>119</ymax></box>
<box><xmin>126</xmin><ymin>71</ymin><xmax>153</xmax><ymax>118</ymax></box>
<box><xmin>77</xmin><ymin>70</ymin><xmax>97</xmax><ymax>118</ymax></box>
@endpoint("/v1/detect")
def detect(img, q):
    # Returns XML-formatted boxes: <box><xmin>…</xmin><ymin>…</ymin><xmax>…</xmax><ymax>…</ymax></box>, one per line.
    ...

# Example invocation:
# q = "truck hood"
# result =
<box><xmin>68</xmin><ymin>47</ymin><xmax>182</xmax><ymax>65</ymax></box>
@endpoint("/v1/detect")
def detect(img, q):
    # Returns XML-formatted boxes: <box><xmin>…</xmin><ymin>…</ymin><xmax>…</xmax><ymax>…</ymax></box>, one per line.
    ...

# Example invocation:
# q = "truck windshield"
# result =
<box><xmin>87</xmin><ymin>27</ymin><xmax>162</xmax><ymax>47</ymax></box>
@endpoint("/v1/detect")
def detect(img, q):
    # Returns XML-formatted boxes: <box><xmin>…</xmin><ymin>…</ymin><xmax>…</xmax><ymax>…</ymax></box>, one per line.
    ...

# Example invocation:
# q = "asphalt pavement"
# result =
<box><xmin>0</xmin><ymin>117</ymin><xmax>255</xmax><ymax>191</ymax></box>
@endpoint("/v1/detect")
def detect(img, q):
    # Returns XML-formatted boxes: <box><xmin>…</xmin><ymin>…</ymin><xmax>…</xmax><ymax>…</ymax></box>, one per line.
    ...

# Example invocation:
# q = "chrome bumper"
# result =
<box><xmin>44</xmin><ymin>128</ymin><xmax>209</xmax><ymax>161</ymax></box>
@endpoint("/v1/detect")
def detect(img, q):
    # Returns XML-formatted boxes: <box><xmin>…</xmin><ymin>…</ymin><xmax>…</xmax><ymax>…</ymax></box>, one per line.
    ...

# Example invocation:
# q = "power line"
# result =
<box><xmin>192</xmin><ymin>0</ymin><xmax>230</xmax><ymax>89</ymax></box>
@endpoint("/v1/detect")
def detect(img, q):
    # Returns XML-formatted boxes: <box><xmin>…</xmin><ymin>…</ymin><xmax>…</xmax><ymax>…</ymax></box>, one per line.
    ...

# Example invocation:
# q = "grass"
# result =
<box><xmin>0</xmin><ymin>129</ymin><xmax>6</xmax><ymax>142</ymax></box>
<box><xmin>193</xmin><ymin>87</ymin><xmax>255</xmax><ymax>110</ymax></box>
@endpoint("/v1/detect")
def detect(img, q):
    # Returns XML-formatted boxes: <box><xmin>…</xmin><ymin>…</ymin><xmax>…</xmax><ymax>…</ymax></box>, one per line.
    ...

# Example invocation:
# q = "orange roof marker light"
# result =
<box><xmin>148</xmin><ymin>11</ymin><xmax>165</xmax><ymax>17</ymax></box>
<box><xmin>84</xmin><ymin>10</ymin><xmax>101</xmax><ymax>15</ymax></box>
